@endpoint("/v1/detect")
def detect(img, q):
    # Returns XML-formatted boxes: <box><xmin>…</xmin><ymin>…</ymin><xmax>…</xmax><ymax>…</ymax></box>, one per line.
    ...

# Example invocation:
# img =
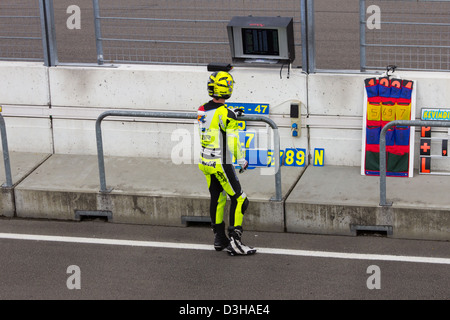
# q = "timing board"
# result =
<box><xmin>419</xmin><ymin>108</ymin><xmax>450</xmax><ymax>175</ymax></box>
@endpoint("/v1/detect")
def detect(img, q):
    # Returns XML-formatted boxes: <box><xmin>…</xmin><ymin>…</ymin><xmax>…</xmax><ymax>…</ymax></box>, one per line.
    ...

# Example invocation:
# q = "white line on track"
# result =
<box><xmin>1</xmin><ymin>232</ymin><xmax>449</xmax><ymax>265</ymax></box>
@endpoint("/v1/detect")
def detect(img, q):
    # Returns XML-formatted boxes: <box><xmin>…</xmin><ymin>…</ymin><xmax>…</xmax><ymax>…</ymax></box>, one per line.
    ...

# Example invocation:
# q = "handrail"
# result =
<box><xmin>95</xmin><ymin>110</ymin><xmax>282</xmax><ymax>201</ymax></box>
<box><xmin>0</xmin><ymin>113</ymin><xmax>13</xmax><ymax>188</ymax></box>
<box><xmin>379</xmin><ymin>119</ymin><xmax>450</xmax><ymax>206</ymax></box>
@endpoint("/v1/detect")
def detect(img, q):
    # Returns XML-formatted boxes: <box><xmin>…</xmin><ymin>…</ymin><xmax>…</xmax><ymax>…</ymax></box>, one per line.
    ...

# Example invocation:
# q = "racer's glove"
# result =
<box><xmin>230</xmin><ymin>107</ymin><xmax>245</xmax><ymax>117</ymax></box>
<box><xmin>237</xmin><ymin>158</ymin><xmax>249</xmax><ymax>173</ymax></box>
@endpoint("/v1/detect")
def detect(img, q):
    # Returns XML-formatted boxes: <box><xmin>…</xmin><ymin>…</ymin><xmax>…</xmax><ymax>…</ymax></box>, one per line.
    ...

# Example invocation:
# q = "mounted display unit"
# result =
<box><xmin>227</xmin><ymin>16</ymin><xmax>295</xmax><ymax>65</ymax></box>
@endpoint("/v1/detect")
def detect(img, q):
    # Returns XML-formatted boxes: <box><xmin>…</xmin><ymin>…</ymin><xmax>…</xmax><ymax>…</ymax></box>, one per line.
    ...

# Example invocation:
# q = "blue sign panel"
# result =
<box><xmin>226</xmin><ymin>102</ymin><xmax>270</xmax><ymax>115</ymax></box>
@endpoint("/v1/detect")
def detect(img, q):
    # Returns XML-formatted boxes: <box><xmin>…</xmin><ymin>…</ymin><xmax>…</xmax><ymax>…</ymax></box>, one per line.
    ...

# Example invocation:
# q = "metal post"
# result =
<box><xmin>93</xmin><ymin>0</ymin><xmax>105</xmax><ymax>65</ymax></box>
<box><xmin>38</xmin><ymin>0</ymin><xmax>50</xmax><ymax>66</ymax></box>
<box><xmin>300</xmin><ymin>0</ymin><xmax>315</xmax><ymax>73</ymax></box>
<box><xmin>95</xmin><ymin>114</ymin><xmax>108</xmax><ymax>193</ymax></box>
<box><xmin>300</xmin><ymin>0</ymin><xmax>308</xmax><ymax>73</ymax></box>
<box><xmin>95</xmin><ymin>110</ymin><xmax>282</xmax><ymax>201</ymax></box>
<box><xmin>379</xmin><ymin>120</ymin><xmax>450</xmax><ymax>206</ymax></box>
<box><xmin>300</xmin><ymin>0</ymin><xmax>316</xmax><ymax>73</ymax></box>
<box><xmin>39</xmin><ymin>0</ymin><xmax>58</xmax><ymax>66</ymax></box>
<box><xmin>379</xmin><ymin>120</ymin><xmax>393</xmax><ymax>207</ymax></box>
<box><xmin>0</xmin><ymin>114</ymin><xmax>13</xmax><ymax>188</ymax></box>
<box><xmin>359</xmin><ymin>0</ymin><xmax>367</xmax><ymax>72</ymax></box>
<box><xmin>306</xmin><ymin>0</ymin><xmax>316</xmax><ymax>73</ymax></box>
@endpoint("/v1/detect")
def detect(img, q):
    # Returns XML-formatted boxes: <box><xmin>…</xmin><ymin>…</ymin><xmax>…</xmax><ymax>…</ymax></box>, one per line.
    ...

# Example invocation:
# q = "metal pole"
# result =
<box><xmin>46</xmin><ymin>0</ymin><xmax>58</xmax><ymax>66</ymax></box>
<box><xmin>95</xmin><ymin>113</ymin><xmax>107</xmax><ymax>193</ymax></box>
<box><xmin>0</xmin><ymin>114</ymin><xmax>13</xmax><ymax>188</ymax></box>
<box><xmin>93</xmin><ymin>0</ymin><xmax>104</xmax><ymax>65</ymax></box>
<box><xmin>95</xmin><ymin>110</ymin><xmax>282</xmax><ymax>201</ymax></box>
<box><xmin>359</xmin><ymin>0</ymin><xmax>367</xmax><ymax>72</ymax></box>
<box><xmin>300</xmin><ymin>0</ymin><xmax>308</xmax><ymax>73</ymax></box>
<box><xmin>379</xmin><ymin>120</ymin><xmax>450</xmax><ymax>206</ymax></box>
<box><xmin>306</xmin><ymin>0</ymin><xmax>315</xmax><ymax>73</ymax></box>
<box><xmin>39</xmin><ymin>0</ymin><xmax>58</xmax><ymax>66</ymax></box>
<box><xmin>38</xmin><ymin>0</ymin><xmax>50</xmax><ymax>66</ymax></box>
<box><xmin>379</xmin><ymin>121</ymin><xmax>393</xmax><ymax>207</ymax></box>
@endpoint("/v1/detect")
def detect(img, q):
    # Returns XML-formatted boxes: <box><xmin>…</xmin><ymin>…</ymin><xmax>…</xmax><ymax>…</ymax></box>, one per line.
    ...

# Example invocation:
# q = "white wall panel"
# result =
<box><xmin>0</xmin><ymin>62</ymin><xmax>49</xmax><ymax>106</ymax></box>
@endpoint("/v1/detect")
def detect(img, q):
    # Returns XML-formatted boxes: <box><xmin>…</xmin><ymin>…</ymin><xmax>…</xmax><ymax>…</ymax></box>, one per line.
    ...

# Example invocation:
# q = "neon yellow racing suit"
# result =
<box><xmin>197</xmin><ymin>100</ymin><xmax>249</xmax><ymax>228</ymax></box>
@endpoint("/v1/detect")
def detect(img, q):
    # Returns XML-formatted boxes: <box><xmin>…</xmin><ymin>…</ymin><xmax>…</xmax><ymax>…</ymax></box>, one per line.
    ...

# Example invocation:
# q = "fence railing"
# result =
<box><xmin>3</xmin><ymin>0</ymin><xmax>450</xmax><ymax>71</ymax></box>
<box><xmin>95</xmin><ymin>110</ymin><xmax>282</xmax><ymax>201</ymax></box>
<box><xmin>379</xmin><ymin>120</ymin><xmax>450</xmax><ymax>206</ymax></box>
<box><xmin>0</xmin><ymin>0</ymin><xmax>58</xmax><ymax>66</ymax></box>
<box><xmin>360</xmin><ymin>0</ymin><xmax>450</xmax><ymax>72</ymax></box>
<box><xmin>92</xmin><ymin>0</ymin><xmax>305</xmax><ymax>68</ymax></box>
<box><xmin>0</xmin><ymin>0</ymin><xmax>44</xmax><ymax>63</ymax></box>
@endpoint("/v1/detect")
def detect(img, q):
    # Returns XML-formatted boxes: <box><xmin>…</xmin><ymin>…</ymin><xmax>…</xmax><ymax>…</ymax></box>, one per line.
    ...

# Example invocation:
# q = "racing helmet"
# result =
<box><xmin>207</xmin><ymin>71</ymin><xmax>234</xmax><ymax>100</ymax></box>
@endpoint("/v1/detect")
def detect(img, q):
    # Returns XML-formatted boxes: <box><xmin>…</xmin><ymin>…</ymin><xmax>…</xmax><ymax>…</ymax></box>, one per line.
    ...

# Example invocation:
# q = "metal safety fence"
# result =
<box><xmin>379</xmin><ymin>120</ymin><xmax>450</xmax><ymax>207</ymax></box>
<box><xmin>2</xmin><ymin>1</ymin><xmax>450</xmax><ymax>71</ymax></box>
<box><xmin>93</xmin><ymin>0</ymin><xmax>305</xmax><ymax>67</ymax></box>
<box><xmin>0</xmin><ymin>0</ymin><xmax>43</xmax><ymax>62</ymax></box>
<box><xmin>95</xmin><ymin>110</ymin><xmax>282</xmax><ymax>201</ymax></box>
<box><xmin>0</xmin><ymin>0</ymin><xmax>57</xmax><ymax>66</ymax></box>
<box><xmin>361</xmin><ymin>0</ymin><xmax>450</xmax><ymax>71</ymax></box>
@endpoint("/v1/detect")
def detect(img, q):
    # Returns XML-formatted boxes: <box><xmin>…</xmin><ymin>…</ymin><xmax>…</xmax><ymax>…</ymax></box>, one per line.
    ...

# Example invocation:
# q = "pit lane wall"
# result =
<box><xmin>2</xmin><ymin>61</ymin><xmax>450</xmax><ymax>239</ymax></box>
<box><xmin>2</xmin><ymin>61</ymin><xmax>450</xmax><ymax>169</ymax></box>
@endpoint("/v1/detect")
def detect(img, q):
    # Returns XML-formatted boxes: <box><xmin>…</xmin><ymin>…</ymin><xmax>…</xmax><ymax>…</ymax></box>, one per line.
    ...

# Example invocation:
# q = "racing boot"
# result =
<box><xmin>226</xmin><ymin>226</ymin><xmax>257</xmax><ymax>256</ymax></box>
<box><xmin>212</xmin><ymin>222</ymin><xmax>229</xmax><ymax>251</ymax></box>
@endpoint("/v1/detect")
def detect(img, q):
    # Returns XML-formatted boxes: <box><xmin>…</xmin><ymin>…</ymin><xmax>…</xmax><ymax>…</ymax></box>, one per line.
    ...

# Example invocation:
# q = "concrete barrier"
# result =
<box><xmin>0</xmin><ymin>62</ymin><xmax>52</xmax><ymax>154</ymax></box>
<box><xmin>0</xmin><ymin>152</ymin><xmax>51</xmax><ymax>217</ymax></box>
<box><xmin>0</xmin><ymin>62</ymin><xmax>49</xmax><ymax>106</ymax></box>
<box><xmin>14</xmin><ymin>154</ymin><xmax>304</xmax><ymax>232</ymax></box>
<box><xmin>285</xmin><ymin>166</ymin><xmax>450</xmax><ymax>240</ymax></box>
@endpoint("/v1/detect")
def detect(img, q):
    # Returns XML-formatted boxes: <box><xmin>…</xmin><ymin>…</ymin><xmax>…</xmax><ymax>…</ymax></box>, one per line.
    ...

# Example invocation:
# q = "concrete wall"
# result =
<box><xmin>0</xmin><ymin>62</ymin><xmax>50</xmax><ymax>106</ymax></box>
<box><xmin>1</xmin><ymin>62</ymin><xmax>310</xmax><ymax>164</ymax></box>
<box><xmin>48</xmin><ymin>64</ymin><xmax>309</xmax><ymax>159</ymax></box>
<box><xmin>1</xmin><ymin>61</ymin><xmax>450</xmax><ymax>169</ymax></box>
<box><xmin>0</xmin><ymin>62</ymin><xmax>53</xmax><ymax>154</ymax></box>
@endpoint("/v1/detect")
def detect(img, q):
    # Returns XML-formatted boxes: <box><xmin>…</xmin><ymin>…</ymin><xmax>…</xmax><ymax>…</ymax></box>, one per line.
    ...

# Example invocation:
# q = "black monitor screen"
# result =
<box><xmin>242</xmin><ymin>28</ymin><xmax>279</xmax><ymax>56</ymax></box>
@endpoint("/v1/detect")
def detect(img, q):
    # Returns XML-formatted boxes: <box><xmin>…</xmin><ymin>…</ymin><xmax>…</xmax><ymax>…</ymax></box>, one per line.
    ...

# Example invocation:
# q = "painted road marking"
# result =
<box><xmin>0</xmin><ymin>232</ymin><xmax>449</xmax><ymax>265</ymax></box>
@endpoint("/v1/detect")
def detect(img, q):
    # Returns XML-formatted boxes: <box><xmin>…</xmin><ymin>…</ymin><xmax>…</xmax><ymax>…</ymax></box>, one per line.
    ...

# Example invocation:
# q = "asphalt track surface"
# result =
<box><xmin>0</xmin><ymin>218</ymin><xmax>448</xmax><ymax>302</ymax></box>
